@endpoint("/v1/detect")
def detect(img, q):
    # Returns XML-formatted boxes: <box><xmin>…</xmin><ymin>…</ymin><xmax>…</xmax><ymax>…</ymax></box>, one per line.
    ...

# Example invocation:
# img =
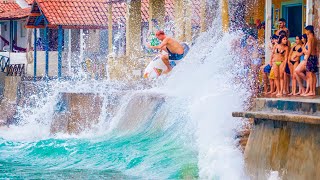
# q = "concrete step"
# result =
<box><xmin>233</xmin><ymin>111</ymin><xmax>320</xmax><ymax>125</ymax></box>
<box><xmin>253</xmin><ymin>97</ymin><xmax>320</xmax><ymax>116</ymax></box>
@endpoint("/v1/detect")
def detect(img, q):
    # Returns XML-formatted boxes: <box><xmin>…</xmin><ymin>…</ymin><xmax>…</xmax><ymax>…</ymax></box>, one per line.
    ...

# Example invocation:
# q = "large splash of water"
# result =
<box><xmin>0</xmin><ymin>3</ymin><xmax>252</xmax><ymax>179</ymax></box>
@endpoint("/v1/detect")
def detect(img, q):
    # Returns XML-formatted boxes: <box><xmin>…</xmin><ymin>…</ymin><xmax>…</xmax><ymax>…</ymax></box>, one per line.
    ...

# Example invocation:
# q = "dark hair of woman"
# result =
<box><xmin>302</xmin><ymin>34</ymin><xmax>308</xmax><ymax>43</ymax></box>
<box><xmin>278</xmin><ymin>35</ymin><xmax>287</xmax><ymax>45</ymax></box>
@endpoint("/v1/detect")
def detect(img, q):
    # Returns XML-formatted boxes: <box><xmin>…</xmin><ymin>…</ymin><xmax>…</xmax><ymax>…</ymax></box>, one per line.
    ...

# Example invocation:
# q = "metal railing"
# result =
<box><xmin>6</xmin><ymin>64</ymin><xmax>25</xmax><ymax>76</ymax></box>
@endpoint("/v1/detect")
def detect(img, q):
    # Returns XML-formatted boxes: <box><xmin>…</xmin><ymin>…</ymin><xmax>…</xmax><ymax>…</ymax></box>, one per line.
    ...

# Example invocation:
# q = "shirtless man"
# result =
<box><xmin>147</xmin><ymin>30</ymin><xmax>185</xmax><ymax>73</ymax></box>
<box><xmin>303</xmin><ymin>25</ymin><xmax>318</xmax><ymax>96</ymax></box>
<box><xmin>275</xmin><ymin>18</ymin><xmax>289</xmax><ymax>37</ymax></box>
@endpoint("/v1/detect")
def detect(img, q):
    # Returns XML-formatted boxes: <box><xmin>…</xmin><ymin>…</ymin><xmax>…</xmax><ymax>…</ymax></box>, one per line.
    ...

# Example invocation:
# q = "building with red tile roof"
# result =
<box><xmin>25</xmin><ymin>0</ymin><xmax>199</xmax><ymax>28</ymax></box>
<box><xmin>27</xmin><ymin>0</ymin><xmax>112</xmax><ymax>28</ymax></box>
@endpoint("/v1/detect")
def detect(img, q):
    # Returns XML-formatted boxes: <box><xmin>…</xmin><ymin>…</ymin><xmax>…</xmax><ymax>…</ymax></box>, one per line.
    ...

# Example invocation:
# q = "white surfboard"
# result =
<box><xmin>143</xmin><ymin>42</ymin><xmax>190</xmax><ymax>79</ymax></box>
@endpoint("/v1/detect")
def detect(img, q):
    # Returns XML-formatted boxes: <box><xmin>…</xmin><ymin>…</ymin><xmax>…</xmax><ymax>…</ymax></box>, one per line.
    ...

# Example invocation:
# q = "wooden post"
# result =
<box><xmin>68</xmin><ymin>29</ymin><xmax>72</xmax><ymax>73</ymax></box>
<box><xmin>174</xmin><ymin>0</ymin><xmax>185</xmax><ymax>41</ymax></box>
<box><xmin>108</xmin><ymin>4</ymin><xmax>113</xmax><ymax>53</ymax></box>
<box><xmin>58</xmin><ymin>25</ymin><xmax>63</xmax><ymax>79</ymax></box>
<box><xmin>149</xmin><ymin>0</ymin><xmax>165</xmax><ymax>31</ymax></box>
<box><xmin>306</xmin><ymin>0</ymin><xmax>313</xmax><ymax>25</ymax></box>
<box><xmin>9</xmin><ymin>20</ymin><xmax>13</xmax><ymax>52</ymax></box>
<box><xmin>221</xmin><ymin>0</ymin><xmax>229</xmax><ymax>32</ymax></box>
<box><xmin>200</xmin><ymin>0</ymin><xmax>207</xmax><ymax>32</ymax></box>
<box><xmin>265</xmin><ymin>0</ymin><xmax>272</xmax><ymax>64</ymax></box>
<box><xmin>185</xmin><ymin>0</ymin><xmax>192</xmax><ymax>43</ymax></box>
<box><xmin>45</xmin><ymin>26</ymin><xmax>49</xmax><ymax>79</ymax></box>
<box><xmin>125</xmin><ymin>0</ymin><xmax>142</xmax><ymax>56</ymax></box>
<box><xmin>33</xmin><ymin>28</ymin><xmax>37</xmax><ymax>81</ymax></box>
<box><xmin>80</xmin><ymin>29</ymin><xmax>84</xmax><ymax>61</ymax></box>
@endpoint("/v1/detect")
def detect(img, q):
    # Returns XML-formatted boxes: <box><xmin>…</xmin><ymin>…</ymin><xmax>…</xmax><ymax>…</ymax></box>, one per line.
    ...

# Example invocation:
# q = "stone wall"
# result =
<box><xmin>0</xmin><ymin>75</ymin><xmax>21</xmax><ymax>126</ymax></box>
<box><xmin>51</xmin><ymin>93</ymin><xmax>104</xmax><ymax>134</ymax></box>
<box><xmin>0</xmin><ymin>72</ymin><xmax>5</xmax><ymax>100</ymax></box>
<box><xmin>245</xmin><ymin>119</ymin><xmax>320</xmax><ymax>180</ymax></box>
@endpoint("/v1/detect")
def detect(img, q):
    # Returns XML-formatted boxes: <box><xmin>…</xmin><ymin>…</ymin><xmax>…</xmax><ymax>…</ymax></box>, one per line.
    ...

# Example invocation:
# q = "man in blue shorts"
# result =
<box><xmin>147</xmin><ymin>30</ymin><xmax>186</xmax><ymax>74</ymax></box>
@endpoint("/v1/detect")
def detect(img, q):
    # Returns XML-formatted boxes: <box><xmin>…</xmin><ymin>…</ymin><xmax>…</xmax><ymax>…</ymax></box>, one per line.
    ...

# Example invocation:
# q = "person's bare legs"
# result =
<box><xmin>267</xmin><ymin>79</ymin><xmax>275</xmax><ymax>94</ymax></box>
<box><xmin>304</xmin><ymin>72</ymin><xmax>316</xmax><ymax>96</ymax></box>
<box><xmin>295</xmin><ymin>61</ymin><xmax>306</xmax><ymax>95</ymax></box>
<box><xmin>283</xmin><ymin>72</ymin><xmax>288</xmax><ymax>95</ymax></box>
<box><xmin>290</xmin><ymin>62</ymin><xmax>299</xmax><ymax>95</ymax></box>
<box><xmin>278</xmin><ymin>62</ymin><xmax>286</xmax><ymax>96</ymax></box>
<box><xmin>288</xmin><ymin>62</ymin><xmax>294</xmax><ymax>95</ymax></box>
<box><xmin>272</xmin><ymin>63</ymin><xmax>281</xmax><ymax>96</ymax></box>
<box><xmin>161</xmin><ymin>54</ymin><xmax>172</xmax><ymax>74</ymax></box>
<box><xmin>302</xmin><ymin>73</ymin><xmax>311</xmax><ymax>96</ymax></box>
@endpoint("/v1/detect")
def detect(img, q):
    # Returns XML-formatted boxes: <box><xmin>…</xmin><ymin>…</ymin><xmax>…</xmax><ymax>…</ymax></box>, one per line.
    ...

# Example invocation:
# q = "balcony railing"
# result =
<box><xmin>7</xmin><ymin>64</ymin><xmax>25</xmax><ymax>76</ymax></box>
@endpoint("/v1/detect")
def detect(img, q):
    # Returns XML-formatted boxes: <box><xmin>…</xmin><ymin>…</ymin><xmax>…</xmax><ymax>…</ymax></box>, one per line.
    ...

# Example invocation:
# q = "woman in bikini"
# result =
<box><xmin>272</xmin><ymin>35</ymin><xmax>289</xmax><ymax>96</ymax></box>
<box><xmin>294</xmin><ymin>34</ymin><xmax>308</xmax><ymax>95</ymax></box>
<box><xmin>288</xmin><ymin>35</ymin><xmax>303</xmax><ymax>95</ymax></box>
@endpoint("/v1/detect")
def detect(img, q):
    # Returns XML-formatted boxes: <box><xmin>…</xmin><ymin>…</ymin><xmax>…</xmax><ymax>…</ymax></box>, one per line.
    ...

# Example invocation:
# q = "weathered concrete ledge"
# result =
<box><xmin>233</xmin><ymin>111</ymin><xmax>320</xmax><ymax>125</ymax></box>
<box><xmin>253</xmin><ymin>97</ymin><xmax>320</xmax><ymax>115</ymax></box>
<box><xmin>235</xmin><ymin>97</ymin><xmax>320</xmax><ymax>179</ymax></box>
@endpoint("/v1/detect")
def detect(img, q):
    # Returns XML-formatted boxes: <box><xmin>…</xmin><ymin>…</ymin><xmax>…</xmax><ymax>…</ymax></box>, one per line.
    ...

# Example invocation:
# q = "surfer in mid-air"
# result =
<box><xmin>147</xmin><ymin>30</ymin><xmax>186</xmax><ymax>74</ymax></box>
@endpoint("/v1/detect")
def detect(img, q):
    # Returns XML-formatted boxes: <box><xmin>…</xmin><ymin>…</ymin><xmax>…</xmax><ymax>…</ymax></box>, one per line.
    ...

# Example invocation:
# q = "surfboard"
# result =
<box><xmin>143</xmin><ymin>42</ymin><xmax>190</xmax><ymax>79</ymax></box>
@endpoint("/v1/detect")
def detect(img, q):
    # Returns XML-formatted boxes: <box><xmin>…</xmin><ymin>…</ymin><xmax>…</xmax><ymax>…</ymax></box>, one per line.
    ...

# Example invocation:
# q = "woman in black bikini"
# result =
<box><xmin>288</xmin><ymin>35</ymin><xmax>303</xmax><ymax>95</ymax></box>
<box><xmin>272</xmin><ymin>35</ymin><xmax>289</xmax><ymax>96</ymax></box>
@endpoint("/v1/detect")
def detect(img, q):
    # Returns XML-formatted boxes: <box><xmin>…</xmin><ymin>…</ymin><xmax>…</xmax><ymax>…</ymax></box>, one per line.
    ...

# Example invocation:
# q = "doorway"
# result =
<box><xmin>282</xmin><ymin>4</ymin><xmax>302</xmax><ymax>38</ymax></box>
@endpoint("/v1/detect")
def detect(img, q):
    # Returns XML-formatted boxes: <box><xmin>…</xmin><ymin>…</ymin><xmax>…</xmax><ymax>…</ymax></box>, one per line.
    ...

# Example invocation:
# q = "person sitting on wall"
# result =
<box><xmin>146</xmin><ymin>30</ymin><xmax>186</xmax><ymax>74</ymax></box>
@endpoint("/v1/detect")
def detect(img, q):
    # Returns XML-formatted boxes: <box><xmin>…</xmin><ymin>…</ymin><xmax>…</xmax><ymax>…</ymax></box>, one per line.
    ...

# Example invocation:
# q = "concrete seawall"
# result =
<box><xmin>0</xmin><ymin>73</ymin><xmax>21</xmax><ymax>125</ymax></box>
<box><xmin>233</xmin><ymin>97</ymin><xmax>320</xmax><ymax>179</ymax></box>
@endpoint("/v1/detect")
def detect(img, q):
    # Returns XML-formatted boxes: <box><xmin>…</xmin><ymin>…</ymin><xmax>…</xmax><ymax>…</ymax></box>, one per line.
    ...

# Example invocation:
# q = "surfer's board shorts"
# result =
<box><xmin>169</xmin><ymin>43</ymin><xmax>190</xmax><ymax>68</ymax></box>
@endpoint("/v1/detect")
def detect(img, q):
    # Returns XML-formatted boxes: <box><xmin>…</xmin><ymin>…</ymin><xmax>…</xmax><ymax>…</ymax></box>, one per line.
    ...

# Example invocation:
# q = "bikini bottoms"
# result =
<box><xmin>275</xmin><ymin>61</ymin><xmax>282</xmax><ymax>66</ymax></box>
<box><xmin>290</xmin><ymin>60</ymin><xmax>298</xmax><ymax>65</ymax></box>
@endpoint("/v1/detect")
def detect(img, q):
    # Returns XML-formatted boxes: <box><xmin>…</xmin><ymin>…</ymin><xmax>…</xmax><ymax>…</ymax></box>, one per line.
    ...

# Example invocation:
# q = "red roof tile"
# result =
<box><xmin>0</xmin><ymin>7</ymin><xmax>31</xmax><ymax>20</ymax></box>
<box><xmin>36</xmin><ymin>0</ymin><xmax>111</xmax><ymax>28</ymax></box>
<box><xmin>25</xmin><ymin>0</ymin><xmax>34</xmax><ymax>5</ymax></box>
<box><xmin>192</xmin><ymin>0</ymin><xmax>200</xmax><ymax>27</ymax></box>
<box><xmin>112</xmin><ymin>2</ymin><xmax>126</xmax><ymax>25</ymax></box>
<box><xmin>0</xmin><ymin>1</ymin><xmax>21</xmax><ymax>13</ymax></box>
<box><xmin>165</xmin><ymin>0</ymin><xmax>174</xmax><ymax>22</ymax></box>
